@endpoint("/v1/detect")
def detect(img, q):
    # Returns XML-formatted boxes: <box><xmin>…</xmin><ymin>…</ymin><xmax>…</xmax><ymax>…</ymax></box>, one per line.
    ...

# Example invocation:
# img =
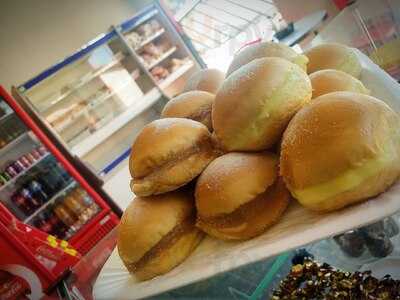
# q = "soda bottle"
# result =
<box><xmin>19</xmin><ymin>155</ymin><xmax>31</xmax><ymax>168</ymax></box>
<box><xmin>12</xmin><ymin>193</ymin><xmax>33</xmax><ymax>215</ymax></box>
<box><xmin>0</xmin><ymin>173</ymin><xmax>7</xmax><ymax>186</ymax></box>
<box><xmin>25</xmin><ymin>153</ymin><xmax>36</xmax><ymax>164</ymax></box>
<box><xmin>45</xmin><ymin>210</ymin><xmax>67</xmax><ymax>238</ymax></box>
<box><xmin>21</xmin><ymin>187</ymin><xmax>42</xmax><ymax>209</ymax></box>
<box><xmin>37</xmin><ymin>146</ymin><xmax>47</xmax><ymax>156</ymax></box>
<box><xmin>29</xmin><ymin>180</ymin><xmax>48</xmax><ymax>203</ymax></box>
<box><xmin>1</xmin><ymin>171</ymin><xmax>10</xmax><ymax>181</ymax></box>
<box><xmin>54</xmin><ymin>203</ymin><xmax>77</xmax><ymax>227</ymax></box>
<box><xmin>12</xmin><ymin>160</ymin><xmax>25</xmax><ymax>173</ymax></box>
<box><xmin>63</xmin><ymin>194</ymin><xmax>85</xmax><ymax>217</ymax></box>
<box><xmin>31</xmin><ymin>149</ymin><xmax>41</xmax><ymax>160</ymax></box>
<box><xmin>34</xmin><ymin>213</ymin><xmax>53</xmax><ymax>234</ymax></box>
<box><xmin>5</xmin><ymin>164</ymin><xmax>18</xmax><ymax>178</ymax></box>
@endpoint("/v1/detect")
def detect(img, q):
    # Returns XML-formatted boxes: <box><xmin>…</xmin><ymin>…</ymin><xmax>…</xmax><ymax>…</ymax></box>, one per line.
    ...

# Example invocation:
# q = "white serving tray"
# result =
<box><xmin>94</xmin><ymin>50</ymin><xmax>400</xmax><ymax>300</ymax></box>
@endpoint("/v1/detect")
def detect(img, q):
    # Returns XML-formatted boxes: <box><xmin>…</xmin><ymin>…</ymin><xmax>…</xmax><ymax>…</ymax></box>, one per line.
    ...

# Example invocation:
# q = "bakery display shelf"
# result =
<box><xmin>0</xmin><ymin>132</ymin><xmax>29</xmax><ymax>157</ymax></box>
<box><xmin>24</xmin><ymin>181</ymin><xmax>76</xmax><ymax>224</ymax></box>
<box><xmin>52</xmin><ymin>69</ymin><xmax>141</xmax><ymax>133</ymax></box>
<box><xmin>71</xmin><ymin>87</ymin><xmax>162</xmax><ymax>157</ymax></box>
<box><xmin>159</xmin><ymin>60</ymin><xmax>194</xmax><ymax>89</ymax></box>
<box><xmin>55</xmin><ymin>90</ymin><xmax>114</xmax><ymax>133</ymax></box>
<box><xmin>40</xmin><ymin>52</ymin><xmax>125</xmax><ymax>113</ymax></box>
<box><xmin>134</xmin><ymin>28</ymin><xmax>165</xmax><ymax>51</ymax></box>
<box><xmin>0</xmin><ymin>153</ymin><xmax>51</xmax><ymax>193</ymax></box>
<box><xmin>145</xmin><ymin>47</ymin><xmax>177</xmax><ymax>70</ymax></box>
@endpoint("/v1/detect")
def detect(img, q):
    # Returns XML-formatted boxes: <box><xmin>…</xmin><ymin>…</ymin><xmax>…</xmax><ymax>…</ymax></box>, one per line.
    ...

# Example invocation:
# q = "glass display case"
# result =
<box><xmin>14</xmin><ymin>31</ymin><xmax>162</xmax><ymax>172</ymax></box>
<box><xmin>12</xmin><ymin>4</ymin><xmax>201</xmax><ymax>175</ymax></box>
<box><xmin>117</xmin><ymin>4</ymin><xmax>199</xmax><ymax>98</ymax></box>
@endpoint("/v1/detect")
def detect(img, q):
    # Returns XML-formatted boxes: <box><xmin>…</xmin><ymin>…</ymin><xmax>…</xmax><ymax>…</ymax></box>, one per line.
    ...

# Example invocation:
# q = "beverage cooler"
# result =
<box><xmin>0</xmin><ymin>86</ymin><xmax>119</xmax><ymax>298</ymax></box>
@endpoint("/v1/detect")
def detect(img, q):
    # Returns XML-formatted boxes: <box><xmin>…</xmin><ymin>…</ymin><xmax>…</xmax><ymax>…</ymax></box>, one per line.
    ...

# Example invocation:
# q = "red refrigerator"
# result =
<box><xmin>0</xmin><ymin>86</ymin><xmax>119</xmax><ymax>299</ymax></box>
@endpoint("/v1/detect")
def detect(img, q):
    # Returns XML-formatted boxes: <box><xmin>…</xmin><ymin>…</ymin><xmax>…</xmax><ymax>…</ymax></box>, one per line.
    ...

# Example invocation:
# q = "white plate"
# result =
<box><xmin>94</xmin><ymin>50</ymin><xmax>400</xmax><ymax>299</ymax></box>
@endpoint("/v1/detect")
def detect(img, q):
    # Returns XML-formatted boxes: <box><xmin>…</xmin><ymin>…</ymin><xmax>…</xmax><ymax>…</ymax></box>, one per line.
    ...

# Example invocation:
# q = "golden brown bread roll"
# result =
<box><xmin>129</xmin><ymin>118</ymin><xmax>218</xmax><ymax>196</ymax></box>
<box><xmin>118</xmin><ymin>191</ymin><xmax>204</xmax><ymax>281</ymax></box>
<box><xmin>195</xmin><ymin>152</ymin><xmax>290</xmax><ymax>240</ymax></box>
<box><xmin>280</xmin><ymin>92</ymin><xmax>400</xmax><ymax>212</ymax></box>
<box><xmin>161</xmin><ymin>91</ymin><xmax>214</xmax><ymax>131</ymax></box>
<box><xmin>305</xmin><ymin>43</ymin><xmax>362</xmax><ymax>78</ymax></box>
<box><xmin>213</xmin><ymin>57</ymin><xmax>312</xmax><ymax>152</ymax></box>
<box><xmin>183</xmin><ymin>68</ymin><xmax>225</xmax><ymax>94</ymax></box>
<box><xmin>309</xmin><ymin>69</ymin><xmax>369</xmax><ymax>98</ymax></box>
<box><xmin>227</xmin><ymin>41</ymin><xmax>308</xmax><ymax>76</ymax></box>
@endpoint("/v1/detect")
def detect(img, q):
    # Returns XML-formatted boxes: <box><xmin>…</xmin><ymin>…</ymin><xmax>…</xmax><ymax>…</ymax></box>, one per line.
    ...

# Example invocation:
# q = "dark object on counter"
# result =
<box><xmin>291</xmin><ymin>249</ymin><xmax>314</xmax><ymax>265</ymax></box>
<box><xmin>333</xmin><ymin>230</ymin><xmax>365</xmax><ymax>257</ymax></box>
<box><xmin>271</xmin><ymin>259</ymin><xmax>400</xmax><ymax>299</ymax></box>
<box><xmin>360</xmin><ymin>221</ymin><xmax>394</xmax><ymax>258</ymax></box>
<box><xmin>273</xmin><ymin>23</ymin><xmax>294</xmax><ymax>40</ymax></box>
<box><xmin>383</xmin><ymin>217</ymin><xmax>400</xmax><ymax>238</ymax></box>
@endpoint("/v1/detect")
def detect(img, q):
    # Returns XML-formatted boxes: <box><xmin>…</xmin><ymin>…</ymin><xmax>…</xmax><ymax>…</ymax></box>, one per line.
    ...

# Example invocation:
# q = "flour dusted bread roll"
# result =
<box><xmin>183</xmin><ymin>68</ymin><xmax>225</xmax><ymax>94</ymax></box>
<box><xmin>129</xmin><ymin>118</ymin><xmax>218</xmax><ymax>196</ymax></box>
<box><xmin>118</xmin><ymin>191</ymin><xmax>204</xmax><ymax>281</ymax></box>
<box><xmin>161</xmin><ymin>91</ymin><xmax>214</xmax><ymax>131</ymax></box>
<box><xmin>195</xmin><ymin>152</ymin><xmax>290</xmax><ymax>240</ymax></box>
<box><xmin>280</xmin><ymin>92</ymin><xmax>400</xmax><ymax>212</ymax></box>
<box><xmin>213</xmin><ymin>57</ymin><xmax>312</xmax><ymax>151</ymax></box>
<box><xmin>306</xmin><ymin>43</ymin><xmax>362</xmax><ymax>78</ymax></box>
<box><xmin>310</xmin><ymin>69</ymin><xmax>369</xmax><ymax>98</ymax></box>
<box><xmin>227</xmin><ymin>41</ymin><xmax>308</xmax><ymax>76</ymax></box>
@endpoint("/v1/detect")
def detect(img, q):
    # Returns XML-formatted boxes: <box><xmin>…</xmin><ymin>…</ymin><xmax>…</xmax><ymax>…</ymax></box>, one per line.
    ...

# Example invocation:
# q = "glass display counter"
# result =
<box><xmin>54</xmin><ymin>212</ymin><xmax>400</xmax><ymax>300</ymax></box>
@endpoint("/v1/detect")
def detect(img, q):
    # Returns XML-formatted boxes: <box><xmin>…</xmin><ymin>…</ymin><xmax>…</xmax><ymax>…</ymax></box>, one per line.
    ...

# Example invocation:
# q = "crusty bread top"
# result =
<box><xmin>213</xmin><ymin>57</ymin><xmax>311</xmax><ymax>151</ymax></box>
<box><xmin>309</xmin><ymin>69</ymin><xmax>369</xmax><ymax>98</ymax></box>
<box><xmin>129</xmin><ymin>118</ymin><xmax>211</xmax><ymax>179</ymax></box>
<box><xmin>280</xmin><ymin>91</ymin><xmax>400</xmax><ymax>190</ymax></box>
<box><xmin>195</xmin><ymin>152</ymin><xmax>278</xmax><ymax>217</ymax></box>
<box><xmin>305</xmin><ymin>43</ymin><xmax>361</xmax><ymax>77</ymax></box>
<box><xmin>227</xmin><ymin>41</ymin><xmax>308</xmax><ymax>76</ymax></box>
<box><xmin>117</xmin><ymin>191</ymin><xmax>194</xmax><ymax>266</ymax></box>
<box><xmin>183</xmin><ymin>68</ymin><xmax>225</xmax><ymax>94</ymax></box>
<box><xmin>161</xmin><ymin>91</ymin><xmax>214</xmax><ymax>120</ymax></box>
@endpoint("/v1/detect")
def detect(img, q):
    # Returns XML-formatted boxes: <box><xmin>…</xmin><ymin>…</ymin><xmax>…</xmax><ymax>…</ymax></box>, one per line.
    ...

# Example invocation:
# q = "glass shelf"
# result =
<box><xmin>0</xmin><ymin>152</ymin><xmax>50</xmax><ymax>193</ymax></box>
<box><xmin>23</xmin><ymin>181</ymin><xmax>75</xmax><ymax>224</ymax></box>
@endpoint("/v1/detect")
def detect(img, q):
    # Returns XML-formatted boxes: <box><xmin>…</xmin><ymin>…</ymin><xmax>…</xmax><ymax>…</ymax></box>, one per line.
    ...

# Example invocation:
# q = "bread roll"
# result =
<box><xmin>280</xmin><ymin>92</ymin><xmax>400</xmax><ymax>212</ymax></box>
<box><xmin>183</xmin><ymin>68</ymin><xmax>225</xmax><ymax>94</ymax></box>
<box><xmin>161</xmin><ymin>91</ymin><xmax>214</xmax><ymax>131</ymax></box>
<box><xmin>196</xmin><ymin>152</ymin><xmax>290</xmax><ymax>240</ymax></box>
<box><xmin>227</xmin><ymin>41</ymin><xmax>308</xmax><ymax>76</ymax></box>
<box><xmin>310</xmin><ymin>69</ymin><xmax>369</xmax><ymax>98</ymax></box>
<box><xmin>306</xmin><ymin>43</ymin><xmax>362</xmax><ymax>78</ymax></box>
<box><xmin>129</xmin><ymin>118</ymin><xmax>218</xmax><ymax>196</ymax></box>
<box><xmin>213</xmin><ymin>57</ymin><xmax>312</xmax><ymax>151</ymax></box>
<box><xmin>118</xmin><ymin>191</ymin><xmax>203</xmax><ymax>280</ymax></box>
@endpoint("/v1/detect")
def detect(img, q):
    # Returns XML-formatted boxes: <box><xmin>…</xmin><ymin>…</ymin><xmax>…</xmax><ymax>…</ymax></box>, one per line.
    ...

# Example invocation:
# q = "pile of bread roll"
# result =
<box><xmin>118</xmin><ymin>42</ymin><xmax>400</xmax><ymax>281</ymax></box>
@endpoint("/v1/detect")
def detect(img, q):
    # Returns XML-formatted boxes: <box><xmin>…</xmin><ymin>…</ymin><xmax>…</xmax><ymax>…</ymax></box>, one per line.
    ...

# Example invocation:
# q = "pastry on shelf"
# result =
<box><xmin>126</xmin><ymin>31</ymin><xmax>142</xmax><ymax>48</ymax></box>
<box><xmin>142</xmin><ymin>42</ymin><xmax>162</xmax><ymax>57</ymax></box>
<box><xmin>157</xmin><ymin>41</ymin><xmax>172</xmax><ymax>53</ymax></box>
<box><xmin>140</xmin><ymin>53</ymin><xmax>155</xmax><ymax>66</ymax></box>
<box><xmin>137</xmin><ymin>23</ymin><xmax>154</xmax><ymax>37</ymax></box>
<box><xmin>169</xmin><ymin>58</ymin><xmax>186</xmax><ymax>72</ymax></box>
<box><xmin>151</xmin><ymin>66</ymin><xmax>169</xmax><ymax>82</ymax></box>
<box><xmin>149</xmin><ymin>19</ymin><xmax>162</xmax><ymax>31</ymax></box>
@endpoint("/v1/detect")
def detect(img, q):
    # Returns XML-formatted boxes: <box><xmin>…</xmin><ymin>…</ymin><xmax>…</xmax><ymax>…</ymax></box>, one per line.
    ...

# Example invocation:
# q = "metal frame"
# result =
<box><xmin>177</xmin><ymin>0</ymin><xmax>280</xmax><ymax>51</ymax></box>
